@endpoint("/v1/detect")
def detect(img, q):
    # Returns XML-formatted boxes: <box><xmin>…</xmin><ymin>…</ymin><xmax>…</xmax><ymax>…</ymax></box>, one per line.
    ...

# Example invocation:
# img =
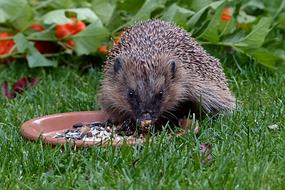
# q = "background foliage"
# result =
<box><xmin>0</xmin><ymin>0</ymin><xmax>285</xmax><ymax>69</ymax></box>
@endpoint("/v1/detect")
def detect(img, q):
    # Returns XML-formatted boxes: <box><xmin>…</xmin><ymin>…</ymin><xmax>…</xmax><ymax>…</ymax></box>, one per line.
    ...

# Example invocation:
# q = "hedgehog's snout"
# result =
<box><xmin>138</xmin><ymin>111</ymin><xmax>156</xmax><ymax>128</ymax></box>
<box><xmin>141</xmin><ymin>112</ymin><xmax>152</xmax><ymax>121</ymax></box>
<box><xmin>137</xmin><ymin>110</ymin><xmax>157</xmax><ymax>122</ymax></box>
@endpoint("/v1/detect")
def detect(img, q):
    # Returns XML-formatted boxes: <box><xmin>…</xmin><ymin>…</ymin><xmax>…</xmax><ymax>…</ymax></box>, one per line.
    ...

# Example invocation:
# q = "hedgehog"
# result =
<box><xmin>100</xmin><ymin>20</ymin><xmax>235</xmax><ymax>130</ymax></box>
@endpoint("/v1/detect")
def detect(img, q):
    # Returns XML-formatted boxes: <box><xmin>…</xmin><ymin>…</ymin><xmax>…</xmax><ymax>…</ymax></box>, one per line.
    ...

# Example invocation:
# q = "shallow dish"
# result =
<box><xmin>20</xmin><ymin>111</ymin><xmax>147</xmax><ymax>147</ymax></box>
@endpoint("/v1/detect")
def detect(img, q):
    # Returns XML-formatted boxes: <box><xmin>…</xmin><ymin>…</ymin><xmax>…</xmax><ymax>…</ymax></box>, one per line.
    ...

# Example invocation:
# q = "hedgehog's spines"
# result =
<box><xmin>100</xmin><ymin>20</ymin><xmax>236</xmax><ymax>124</ymax></box>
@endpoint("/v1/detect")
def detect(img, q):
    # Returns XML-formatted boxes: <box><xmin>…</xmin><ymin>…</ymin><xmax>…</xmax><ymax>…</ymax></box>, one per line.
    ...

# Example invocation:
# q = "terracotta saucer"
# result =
<box><xmin>20</xmin><ymin>111</ymin><xmax>148</xmax><ymax>147</ymax></box>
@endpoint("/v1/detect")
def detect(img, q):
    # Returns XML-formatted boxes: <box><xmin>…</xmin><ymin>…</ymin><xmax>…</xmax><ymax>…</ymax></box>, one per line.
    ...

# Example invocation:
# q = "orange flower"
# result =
<box><xmin>0</xmin><ymin>32</ymin><xmax>15</xmax><ymax>55</ymax></box>
<box><xmin>30</xmin><ymin>24</ymin><xmax>45</xmax><ymax>32</ymax></box>
<box><xmin>221</xmin><ymin>7</ymin><xmax>233</xmax><ymax>22</ymax></box>
<box><xmin>55</xmin><ymin>18</ymin><xmax>86</xmax><ymax>39</ymax></box>
<box><xmin>65</xmin><ymin>40</ymin><xmax>75</xmax><ymax>48</ymax></box>
<box><xmin>98</xmin><ymin>44</ymin><xmax>108</xmax><ymax>55</ymax></box>
<box><xmin>55</xmin><ymin>18</ymin><xmax>86</xmax><ymax>48</ymax></box>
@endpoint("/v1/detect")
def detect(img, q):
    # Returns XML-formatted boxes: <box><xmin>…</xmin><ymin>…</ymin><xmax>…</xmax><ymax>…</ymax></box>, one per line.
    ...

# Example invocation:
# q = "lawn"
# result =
<box><xmin>0</xmin><ymin>59</ymin><xmax>284</xmax><ymax>189</ymax></box>
<box><xmin>1</xmin><ymin>0</ymin><xmax>285</xmax><ymax>189</ymax></box>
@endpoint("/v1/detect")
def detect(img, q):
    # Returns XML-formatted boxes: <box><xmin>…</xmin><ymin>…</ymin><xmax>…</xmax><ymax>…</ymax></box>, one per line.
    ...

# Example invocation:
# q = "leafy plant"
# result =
<box><xmin>0</xmin><ymin>0</ymin><xmax>284</xmax><ymax>69</ymax></box>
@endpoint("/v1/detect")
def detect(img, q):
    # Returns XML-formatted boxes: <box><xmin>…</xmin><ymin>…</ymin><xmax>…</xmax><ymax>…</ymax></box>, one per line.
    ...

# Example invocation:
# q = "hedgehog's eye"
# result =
<box><xmin>128</xmin><ymin>90</ymin><xmax>135</xmax><ymax>98</ymax></box>
<box><xmin>158</xmin><ymin>90</ymin><xmax>164</xmax><ymax>98</ymax></box>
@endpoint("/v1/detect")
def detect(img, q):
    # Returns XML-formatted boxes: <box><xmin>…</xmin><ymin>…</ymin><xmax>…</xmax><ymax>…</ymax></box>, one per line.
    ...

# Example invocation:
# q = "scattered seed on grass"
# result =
<box><xmin>200</xmin><ymin>143</ymin><xmax>212</xmax><ymax>163</ymax></box>
<box><xmin>193</xmin><ymin>122</ymin><xmax>200</xmax><ymax>135</ymax></box>
<box><xmin>268</xmin><ymin>124</ymin><xmax>279</xmax><ymax>131</ymax></box>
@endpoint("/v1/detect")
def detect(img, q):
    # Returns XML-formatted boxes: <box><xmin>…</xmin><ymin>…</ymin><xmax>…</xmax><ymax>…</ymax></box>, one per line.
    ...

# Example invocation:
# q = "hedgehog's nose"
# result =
<box><xmin>141</xmin><ymin>112</ymin><xmax>152</xmax><ymax>121</ymax></box>
<box><xmin>140</xmin><ymin>112</ymin><xmax>154</xmax><ymax>128</ymax></box>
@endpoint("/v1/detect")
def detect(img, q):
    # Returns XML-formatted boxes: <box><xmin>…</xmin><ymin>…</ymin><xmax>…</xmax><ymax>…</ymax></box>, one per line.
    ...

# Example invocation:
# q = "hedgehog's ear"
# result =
<box><xmin>113</xmin><ymin>56</ymin><xmax>125</xmax><ymax>74</ymax></box>
<box><xmin>167</xmin><ymin>59</ymin><xmax>176</xmax><ymax>79</ymax></box>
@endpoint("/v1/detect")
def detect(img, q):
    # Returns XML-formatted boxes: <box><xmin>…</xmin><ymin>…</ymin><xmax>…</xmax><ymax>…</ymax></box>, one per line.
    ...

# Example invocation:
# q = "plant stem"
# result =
<box><xmin>0</xmin><ymin>52</ymin><xmax>65</xmax><ymax>59</ymax></box>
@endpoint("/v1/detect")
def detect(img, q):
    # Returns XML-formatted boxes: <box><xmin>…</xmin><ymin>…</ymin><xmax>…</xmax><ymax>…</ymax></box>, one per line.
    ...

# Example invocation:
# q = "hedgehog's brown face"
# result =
<box><xmin>107</xmin><ymin>56</ymin><xmax>183</xmax><ymax>125</ymax></box>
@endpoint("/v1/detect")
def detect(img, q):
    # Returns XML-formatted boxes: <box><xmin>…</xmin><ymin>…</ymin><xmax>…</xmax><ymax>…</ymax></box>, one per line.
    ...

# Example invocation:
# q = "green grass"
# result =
<box><xmin>0</xmin><ymin>60</ymin><xmax>285</xmax><ymax>189</ymax></box>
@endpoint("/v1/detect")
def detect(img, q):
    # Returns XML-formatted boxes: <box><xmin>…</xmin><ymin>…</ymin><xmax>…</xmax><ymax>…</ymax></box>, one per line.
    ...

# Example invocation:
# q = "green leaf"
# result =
<box><xmin>274</xmin><ymin>49</ymin><xmax>285</xmax><ymax>60</ymax></box>
<box><xmin>263</xmin><ymin>0</ymin><xmax>285</xmax><ymax>17</ymax></box>
<box><xmin>237</xmin><ymin>10</ymin><xmax>257</xmax><ymax>24</ymax></box>
<box><xmin>235</xmin><ymin>47</ymin><xmax>285</xmax><ymax>69</ymax></box>
<box><xmin>240</xmin><ymin>1</ymin><xmax>265</xmax><ymax>11</ymax></box>
<box><xmin>222</xmin><ymin>31</ymin><xmax>247</xmax><ymax>46</ymax></box>
<box><xmin>43</xmin><ymin>8</ymin><xmax>100</xmax><ymax>25</ymax></box>
<box><xmin>235</xmin><ymin>17</ymin><xmax>272</xmax><ymax>48</ymax></box>
<box><xmin>73</xmin><ymin>21</ymin><xmax>110</xmax><ymax>55</ymax></box>
<box><xmin>14</xmin><ymin>33</ymin><xmax>30</xmax><ymax>53</ymax></box>
<box><xmin>0</xmin><ymin>9</ymin><xmax>8</xmax><ymax>23</ymax></box>
<box><xmin>128</xmin><ymin>0</ymin><xmax>167</xmax><ymax>25</ymax></box>
<box><xmin>107</xmin><ymin>0</ymin><xmax>144</xmax><ymax>32</ymax></box>
<box><xmin>26</xmin><ymin>50</ymin><xmax>57</xmax><ymax>68</ymax></box>
<box><xmin>247</xmin><ymin>48</ymin><xmax>284</xmax><ymax>68</ymax></box>
<box><xmin>197</xmin><ymin>2</ymin><xmax>226</xmax><ymax>43</ymax></box>
<box><xmin>14</xmin><ymin>33</ymin><xmax>57</xmax><ymax>67</ymax></box>
<box><xmin>272</xmin><ymin>0</ymin><xmax>285</xmax><ymax>19</ymax></box>
<box><xmin>161</xmin><ymin>3</ymin><xmax>194</xmax><ymax>29</ymax></box>
<box><xmin>188</xmin><ymin>7</ymin><xmax>208</xmax><ymax>31</ymax></box>
<box><xmin>0</xmin><ymin>0</ymin><xmax>33</xmax><ymax>30</ymax></box>
<box><xmin>277</xmin><ymin>12</ymin><xmax>285</xmax><ymax>29</ymax></box>
<box><xmin>116</xmin><ymin>0</ymin><xmax>144</xmax><ymax>14</ymax></box>
<box><xmin>105</xmin><ymin>10</ymin><xmax>126</xmax><ymax>32</ymax></box>
<box><xmin>188</xmin><ymin>0</ymin><xmax>213</xmax><ymax>11</ymax></box>
<box><xmin>92</xmin><ymin>0</ymin><xmax>117</xmax><ymax>26</ymax></box>
<box><xmin>188</xmin><ymin>1</ymin><xmax>224</xmax><ymax>30</ymax></box>
<box><xmin>28</xmin><ymin>26</ymin><xmax>58</xmax><ymax>41</ymax></box>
